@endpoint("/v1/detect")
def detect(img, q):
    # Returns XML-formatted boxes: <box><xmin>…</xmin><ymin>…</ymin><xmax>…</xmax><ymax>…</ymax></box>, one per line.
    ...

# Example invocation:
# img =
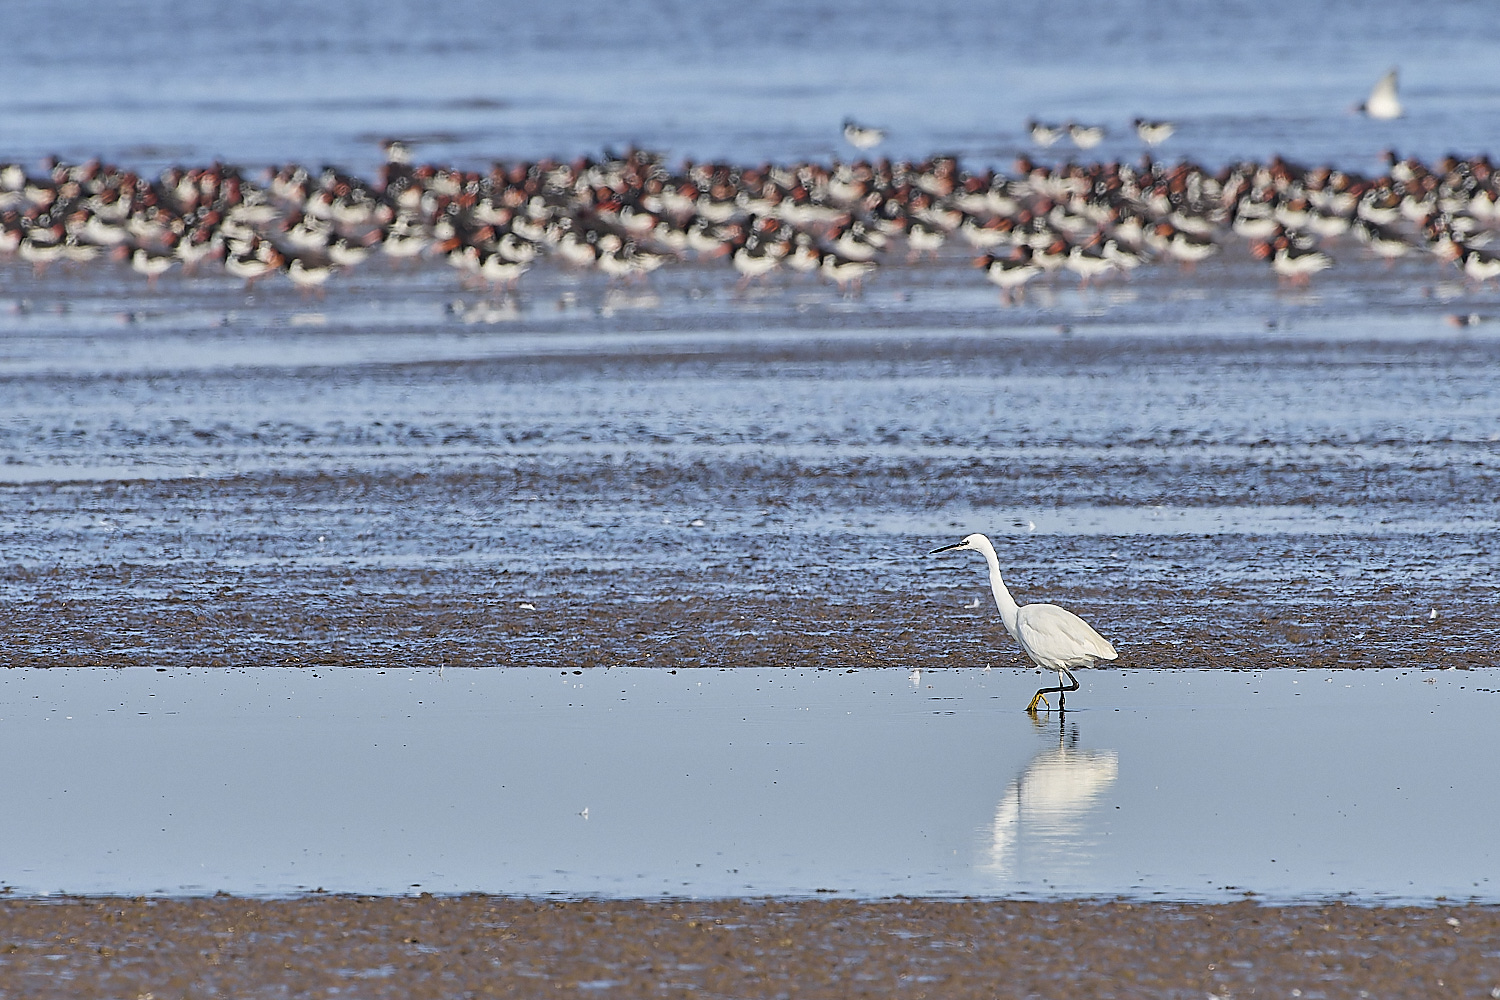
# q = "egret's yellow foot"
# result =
<box><xmin>1026</xmin><ymin>691</ymin><xmax>1050</xmax><ymax>712</ymax></box>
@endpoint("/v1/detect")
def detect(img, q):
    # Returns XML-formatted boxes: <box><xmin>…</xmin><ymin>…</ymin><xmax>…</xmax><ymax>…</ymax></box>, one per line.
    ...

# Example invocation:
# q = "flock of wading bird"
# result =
<box><xmin>4</xmin><ymin>140</ymin><xmax>1500</xmax><ymax>301</ymax></box>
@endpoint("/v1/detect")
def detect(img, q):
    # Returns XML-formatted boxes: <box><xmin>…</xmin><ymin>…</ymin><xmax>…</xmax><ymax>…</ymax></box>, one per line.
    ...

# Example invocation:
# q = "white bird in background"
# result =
<box><xmin>380</xmin><ymin>138</ymin><xmax>413</xmax><ymax>164</ymax></box>
<box><xmin>931</xmin><ymin>533</ymin><xmax>1117</xmax><ymax>712</ymax></box>
<box><xmin>1026</xmin><ymin>120</ymin><xmax>1064</xmax><ymax>148</ymax></box>
<box><xmin>1133</xmin><ymin>118</ymin><xmax>1176</xmax><ymax>147</ymax></box>
<box><xmin>842</xmin><ymin>119</ymin><xmax>886</xmax><ymax>150</ymax></box>
<box><xmin>1067</xmin><ymin>122</ymin><xmax>1106</xmax><ymax>150</ymax></box>
<box><xmin>1359</xmin><ymin>68</ymin><xmax>1403</xmax><ymax>120</ymax></box>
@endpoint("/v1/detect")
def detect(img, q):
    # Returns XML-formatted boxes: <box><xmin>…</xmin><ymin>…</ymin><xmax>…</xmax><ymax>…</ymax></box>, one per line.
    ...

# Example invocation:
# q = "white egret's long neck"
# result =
<box><xmin>979</xmin><ymin>544</ymin><xmax>1021</xmax><ymax>639</ymax></box>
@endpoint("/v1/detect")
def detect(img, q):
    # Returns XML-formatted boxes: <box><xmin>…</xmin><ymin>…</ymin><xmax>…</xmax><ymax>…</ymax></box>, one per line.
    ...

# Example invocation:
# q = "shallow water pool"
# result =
<box><xmin>2</xmin><ymin>666</ymin><xmax>1495</xmax><ymax>901</ymax></box>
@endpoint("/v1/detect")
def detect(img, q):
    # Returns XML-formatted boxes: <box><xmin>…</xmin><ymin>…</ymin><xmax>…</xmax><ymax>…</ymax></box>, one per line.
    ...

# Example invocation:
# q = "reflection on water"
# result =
<box><xmin>985</xmin><ymin>717</ymin><xmax>1118</xmax><ymax>881</ymax></box>
<box><xmin>2</xmin><ymin>667</ymin><xmax>1497</xmax><ymax>900</ymax></box>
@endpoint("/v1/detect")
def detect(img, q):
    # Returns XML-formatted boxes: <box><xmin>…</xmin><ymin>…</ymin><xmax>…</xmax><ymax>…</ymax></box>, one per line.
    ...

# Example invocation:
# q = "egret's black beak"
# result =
<box><xmin>930</xmin><ymin>542</ymin><xmax>965</xmax><ymax>554</ymax></box>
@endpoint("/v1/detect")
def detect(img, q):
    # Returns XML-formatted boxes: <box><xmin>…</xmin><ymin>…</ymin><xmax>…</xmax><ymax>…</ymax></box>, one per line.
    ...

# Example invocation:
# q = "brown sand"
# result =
<box><xmin>1</xmin><ymin>545</ymin><xmax>1489</xmax><ymax>670</ymax></box>
<box><xmin>3</xmin><ymin>465</ymin><xmax>1496</xmax><ymax>670</ymax></box>
<box><xmin>1</xmin><ymin>895</ymin><xmax>1496</xmax><ymax>998</ymax></box>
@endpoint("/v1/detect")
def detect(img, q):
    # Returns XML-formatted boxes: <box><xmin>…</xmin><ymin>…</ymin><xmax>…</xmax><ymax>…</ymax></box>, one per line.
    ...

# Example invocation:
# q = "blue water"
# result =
<box><xmin>3</xmin><ymin>667</ymin><xmax>1497</xmax><ymax>901</ymax></box>
<box><xmin>4</xmin><ymin>0</ymin><xmax>1499</xmax><ymax>174</ymax></box>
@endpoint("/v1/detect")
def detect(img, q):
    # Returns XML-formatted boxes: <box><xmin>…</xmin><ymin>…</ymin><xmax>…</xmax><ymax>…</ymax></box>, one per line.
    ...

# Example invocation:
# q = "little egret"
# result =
<box><xmin>931</xmin><ymin>533</ymin><xmax>1117</xmax><ymax>712</ymax></box>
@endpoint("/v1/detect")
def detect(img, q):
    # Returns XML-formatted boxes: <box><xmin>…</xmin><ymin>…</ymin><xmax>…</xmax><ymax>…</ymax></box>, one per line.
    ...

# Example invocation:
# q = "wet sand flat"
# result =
<box><xmin>9</xmin><ymin>2</ymin><xmax>1500</xmax><ymax>984</ymax></box>
<box><xmin>3</xmin><ymin>258</ymin><xmax>1499</xmax><ymax>973</ymax></box>
<box><xmin>0</xmin><ymin>895</ymin><xmax>1496</xmax><ymax>998</ymax></box>
<box><xmin>1</xmin><ymin>263</ymin><xmax>1495</xmax><ymax>670</ymax></box>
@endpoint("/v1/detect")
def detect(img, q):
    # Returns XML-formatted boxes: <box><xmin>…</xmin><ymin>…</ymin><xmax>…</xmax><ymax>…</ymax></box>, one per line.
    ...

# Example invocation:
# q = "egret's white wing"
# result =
<box><xmin>1016</xmin><ymin>603</ymin><xmax>1117</xmax><ymax>668</ymax></box>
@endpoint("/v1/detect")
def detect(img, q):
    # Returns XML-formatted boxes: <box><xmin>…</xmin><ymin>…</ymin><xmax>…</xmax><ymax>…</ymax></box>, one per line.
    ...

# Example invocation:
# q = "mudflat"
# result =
<box><xmin>2</xmin><ymin>255</ymin><xmax>1496</xmax><ymax>671</ymax></box>
<box><xmin>3</xmin><ymin>179</ymin><xmax>1499</xmax><ymax>991</ymax></box>
<box><xmin>0</xmin><ymin>895</ymin><xmax>1495</xmax><ymax>998</ymax></box>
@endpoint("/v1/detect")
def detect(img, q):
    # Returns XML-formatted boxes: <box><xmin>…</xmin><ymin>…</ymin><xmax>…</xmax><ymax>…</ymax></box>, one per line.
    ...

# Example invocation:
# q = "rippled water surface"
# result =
<box><xmin>4</xmin><ymin>0</ymin><xmax>1500</xmax><ymax>172</ymax></box>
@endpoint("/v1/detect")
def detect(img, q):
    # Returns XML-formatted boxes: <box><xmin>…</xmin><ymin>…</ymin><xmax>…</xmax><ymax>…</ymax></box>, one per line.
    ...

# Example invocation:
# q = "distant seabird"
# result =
<box><xmin>1359</xmin><ymin>68</ymin><xmax>1403</xmax><ymax>120</ymax></box>
<box><xmin>842</xmin><ymin>119</ymin><xmax>886</xmax><ymax>150</ymax></box>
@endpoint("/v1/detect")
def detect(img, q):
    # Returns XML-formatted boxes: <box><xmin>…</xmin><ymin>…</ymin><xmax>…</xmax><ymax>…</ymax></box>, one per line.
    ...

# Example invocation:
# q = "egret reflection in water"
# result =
<box><xmin>985</xmin><ymin>717</ymin><xmax>1119</xmax><ymax>880</ymax></box>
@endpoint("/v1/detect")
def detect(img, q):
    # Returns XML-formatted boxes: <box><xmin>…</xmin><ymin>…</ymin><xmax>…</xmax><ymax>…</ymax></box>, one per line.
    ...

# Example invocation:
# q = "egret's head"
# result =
<box><xmin>930</xmin><ymin>532</ymin><xmax>988</xmax><ymax>555</ymax></box>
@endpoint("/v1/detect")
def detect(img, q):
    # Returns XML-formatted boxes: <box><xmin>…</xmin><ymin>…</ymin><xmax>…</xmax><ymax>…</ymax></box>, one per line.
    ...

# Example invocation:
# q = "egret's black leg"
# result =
<box><xmin>1026</xmin><ymin>668</ymin><xmax>1080</xmax><ymax>714</ymax></box>
<box><xmin>1057</xmin><ymin>667</ymin><xmax>1079</xmax><ymax>711</ymax></box>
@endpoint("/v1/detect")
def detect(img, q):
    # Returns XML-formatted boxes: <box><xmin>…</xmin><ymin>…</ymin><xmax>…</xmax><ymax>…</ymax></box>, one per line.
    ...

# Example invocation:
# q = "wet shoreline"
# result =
<box><xmin>1</xmin><ymin>895</ymin><xmax>1495</xmax><ymax>998</ymax></box>
<box><xmin>1</xmin><ymin>270</ymin><xmax>1495</xmax><ymax>670</ymax></box>
<box><xmin>6</xmin><ymin>2</ymin><xmax>1500</xmax><ymax>981</ymax></box>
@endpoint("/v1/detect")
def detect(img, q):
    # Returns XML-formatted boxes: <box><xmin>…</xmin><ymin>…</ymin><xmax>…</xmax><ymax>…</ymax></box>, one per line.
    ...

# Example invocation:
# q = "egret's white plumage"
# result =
<box><xmin>932</xmin><ymin>532</ymin><xmax>1117</xmax><ymax>711</ymax></box>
